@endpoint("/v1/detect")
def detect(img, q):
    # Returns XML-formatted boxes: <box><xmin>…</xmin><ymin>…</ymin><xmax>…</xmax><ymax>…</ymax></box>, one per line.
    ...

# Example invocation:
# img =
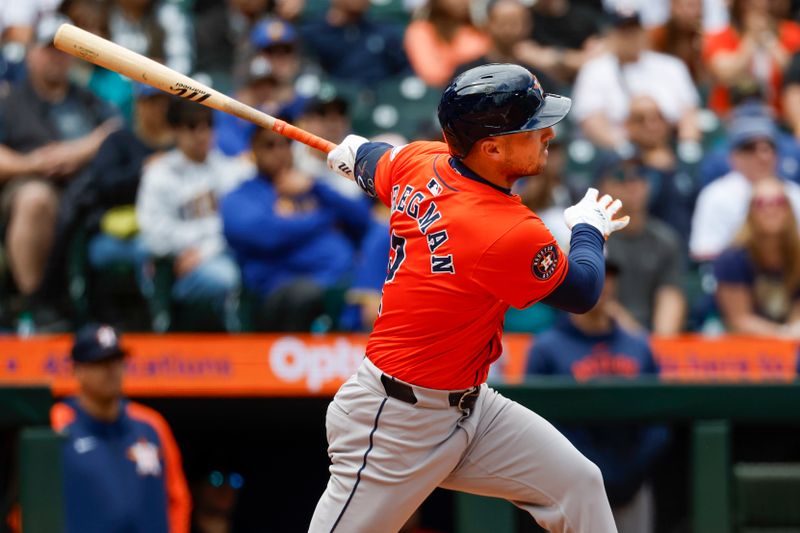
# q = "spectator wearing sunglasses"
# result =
<box><xmin>690</xmin><ymin>113</ymin><xmax>800</xmax><ymax>261</ymax></box>
<box><xmin>714</xmin><ymin>179</ymin><xmax>800</xmax><ymax>337</ymax></box>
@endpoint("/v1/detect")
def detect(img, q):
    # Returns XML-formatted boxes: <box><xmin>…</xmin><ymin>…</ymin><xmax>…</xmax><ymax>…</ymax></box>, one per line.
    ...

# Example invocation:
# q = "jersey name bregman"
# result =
<box><xmin>392</xmin><ymin>184</ymin><xmax>455</xmax><ymax>274</ymax></box>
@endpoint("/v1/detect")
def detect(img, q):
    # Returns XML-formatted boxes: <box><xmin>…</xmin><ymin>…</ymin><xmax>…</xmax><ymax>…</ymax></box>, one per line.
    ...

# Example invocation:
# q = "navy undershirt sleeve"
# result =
<box><xmin>354</xmin><ymin>141</ymin><xmax>393</xmax><ymax>197</ymax></box>
<box><xmin>541</xmin><ymin>223</ymin><xmax>605</xmax><ymax>313</ymax></box>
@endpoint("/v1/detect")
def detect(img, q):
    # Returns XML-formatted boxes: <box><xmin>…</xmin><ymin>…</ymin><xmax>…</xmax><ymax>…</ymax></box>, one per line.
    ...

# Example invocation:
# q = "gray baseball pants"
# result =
<box><xmin>308</xmin><ymin>357</ymin><xmax>617</xmax><ymax>533</ymax></box>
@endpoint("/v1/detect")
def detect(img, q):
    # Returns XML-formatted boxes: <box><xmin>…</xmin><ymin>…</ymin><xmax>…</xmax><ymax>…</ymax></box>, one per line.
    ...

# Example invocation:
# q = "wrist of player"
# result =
<box><xmin>564</xmin><ymin>187</ymin><xmax>630</xmax><ymax>238</ymax></box>
<box><xmin>327</xmin><ymin>134</ymin><xmax>369</xmax><ymax>180</ymax></box>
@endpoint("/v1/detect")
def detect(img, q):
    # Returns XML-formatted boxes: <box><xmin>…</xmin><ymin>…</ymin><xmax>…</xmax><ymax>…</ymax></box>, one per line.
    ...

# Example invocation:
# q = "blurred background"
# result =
<box><xmin>3</xmin><ymin>0</ymin><xmax>800</xmax><ymax>531</ymax></box>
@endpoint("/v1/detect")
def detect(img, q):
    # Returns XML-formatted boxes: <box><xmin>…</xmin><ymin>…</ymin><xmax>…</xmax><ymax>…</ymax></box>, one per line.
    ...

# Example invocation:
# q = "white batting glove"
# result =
<box><xmin>564</xmin><ymin>188</ymin><xmax>630</xmax><ymax>238</ymax></box>
<box><xmin>327</xmin><ymin>134</ymin><xmax>369</xmax><ymax>180</ymax></box>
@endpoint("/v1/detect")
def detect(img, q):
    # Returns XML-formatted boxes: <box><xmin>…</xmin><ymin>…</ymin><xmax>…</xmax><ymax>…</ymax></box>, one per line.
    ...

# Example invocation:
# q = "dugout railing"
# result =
<box><xmin>456</xmin><ymin>379</ymin><xmax>800</xmax><ymax>533</ymax></box>
<box><xmin>0</xmin><ymin>385</ymin><xmax>62</xmax><ymax>533</ymax></box>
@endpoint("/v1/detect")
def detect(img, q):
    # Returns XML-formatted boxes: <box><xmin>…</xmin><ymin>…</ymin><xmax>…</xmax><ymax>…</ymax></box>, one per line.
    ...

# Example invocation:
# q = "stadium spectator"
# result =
<box><xmin>50</xmin><ymin>323</ymin><xmax>191</xmax><ymax>533</ymax></box>
<box><xmin>136</xmin><ymin>100</ymin><xmax>251</xmax><ymax>331</ymax></box>
<box><xmin>404</xmin><ymin>0</ymin><xmax>490</xmax><ymax>87</ymax></box>
<box><xmin>0</xmin><ymin>0</ymin><xmax>61</xmax><ymax>46</ymax></box>
<box><xmin>339</xmin><ymin>200</ymin><xmax>391</xmax><ymax>332</ymax></box>
<box><xmin>299</xmin><ymin>0</ymin><xmax>410</xmax><ymax>85</ymax></box>
<box><xmin>598</xmin><ymin>154</ymin><xmax>687</xmax><ymax>335</ymax></box>
<box><xmin>780</xmin><ymin>50</ymin><xmax>800</xmax><ymax>140</ymax></box>
<box><xmin>220</xmin><ymin>127</ymin><xmax>370</xmax><ymax>332</ymax></box>
<box><xmin>215</xmin><ymin>18</ymin><xmax>312</xmax><ymax>157</ymax></box>
<box><xmin>107</xmin><ymin>0</ymin><xmax>193</xmax><ymax>75</ymax></box>
<box><xmin>453</xmin><ymin>0</ymin><xmax>560</xmax><ymax>93</ymax></box>
<box><xmin>214</xmin><ymin>55</ymin><xmax>282</xmax><ymax>157</ymax></box>
<box><xmin>292</xmin><ymin>92</ymin><xmax>363</xmax><ymax>199</ymax></box>
<box><xmin>192</xmin><ymin>0</ymin><xmax>270</xmax><ymax>92</ymax></box>
<box><xmin>85</xmin><ymin>83</ymin><xmax>174</xmax><ymax>274</ymax></box>
<box><xmin>703</xmin><ymin>0</ymin><xmax>800</xmax><ymax>117</ymax></box>
<box><xmin>700</xmin><ymin>100</ymin><xmax>800</xmax><ymax>185</ymax></box>
<box><xmin>648</xmin><ymin>0</ymin><xmax>707</xmax><ymax>85</ymax></box>
<box><xmin>251</xmin><ymin>17</ymin><xmax>303</xmax><ymax>107</ymax></box>
<box><xmin>0</xmin><ymin>14</ymin><xmax>119</xmax><ymax>328</ymax></box>
<box><xmin>714</xmin><ymin>178</ymin><xmax>800</xmax><ymax>337</ymax></box>
<box><xmin>514</xmin><ymin>0</ymin><xmax>604</xmax><ymax>83</ymax></box>
<box><xmin>625</xmin><ymin>94</ymin><xmax>700</xmax><ymax>243</ymax></box>
<box><xmin>527</xmin><ymin>261</ymin><xmax>670</xmax><ymax>533</ymax></box>
<box><xmin>60</xmin><ymin>0</ymin><xmax>140</xmax><ymax>124</ymax></box>
<box><xmin>690</xmin><ymin>112</ymin><xmax>800</xmax><ymax>261</ymax></box>
<box><xmin>570</xmin><ymin>8</ymin><xmax>700</xmax><ymax>152</ymax></box>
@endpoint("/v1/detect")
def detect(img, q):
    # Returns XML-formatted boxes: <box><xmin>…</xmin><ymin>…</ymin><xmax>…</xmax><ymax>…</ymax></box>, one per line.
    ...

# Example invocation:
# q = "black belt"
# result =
<box><xmin>380</xmin><ymin>374</ymin><xmax>480</xmax><ymax>411</ymax></box>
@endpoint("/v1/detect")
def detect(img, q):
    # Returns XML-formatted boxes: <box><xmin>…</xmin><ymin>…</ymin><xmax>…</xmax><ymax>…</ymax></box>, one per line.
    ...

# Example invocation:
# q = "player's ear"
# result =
<box><xmin>475</xmin><ymin>137</ymin><xmax>502</xmax><ymax>159</ymax></box>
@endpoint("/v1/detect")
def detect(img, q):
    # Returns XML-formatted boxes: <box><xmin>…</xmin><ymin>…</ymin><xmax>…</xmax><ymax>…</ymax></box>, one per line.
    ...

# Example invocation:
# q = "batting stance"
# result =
<box><xmin>310</xmin><ymin>63</ymin><xmax>629</xmax><ymax>533</ymax></box>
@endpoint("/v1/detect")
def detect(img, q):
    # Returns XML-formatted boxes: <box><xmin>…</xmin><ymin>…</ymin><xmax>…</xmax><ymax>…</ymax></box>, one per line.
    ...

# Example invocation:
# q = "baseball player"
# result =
<box><xmin>51</xmin><ymin>324</ymin><xmax>191</xmax><ymax>533</ymax></box>
<box><xmin>310</xmin><ymin>63</ymin><xmax>629</xmax><ymax>533</ymax></box>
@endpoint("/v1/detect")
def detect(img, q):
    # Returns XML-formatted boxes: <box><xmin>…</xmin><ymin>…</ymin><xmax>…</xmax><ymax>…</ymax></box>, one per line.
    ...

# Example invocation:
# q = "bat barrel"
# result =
<box><xmin>53</xmin><ymin>23</ymin><xmax>337</xmax><ymax>153</ymax></box>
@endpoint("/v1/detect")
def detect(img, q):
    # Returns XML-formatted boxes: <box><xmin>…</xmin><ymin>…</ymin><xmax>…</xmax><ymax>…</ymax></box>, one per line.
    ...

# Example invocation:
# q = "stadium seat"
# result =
<box><xmin>367</xmin><ymin>76</ymin><xmax>441</xmax><ymax>139</ymax></box>
<box><xmin>66</xmin><ymin>222</ymin><xmax>152</xmax><ymax>331</ymax></box>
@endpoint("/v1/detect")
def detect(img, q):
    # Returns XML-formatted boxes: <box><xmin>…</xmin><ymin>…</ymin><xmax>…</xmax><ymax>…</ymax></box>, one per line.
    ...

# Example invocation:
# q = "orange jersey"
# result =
<box><xmin>364</xmin><ymin>141</ymin><xmax>567</xmax><ymax>388</ymax></box>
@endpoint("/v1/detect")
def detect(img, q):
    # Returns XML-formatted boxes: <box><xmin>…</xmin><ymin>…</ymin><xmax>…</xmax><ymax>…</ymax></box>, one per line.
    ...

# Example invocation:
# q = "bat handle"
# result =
<box><xmin>273</xmin><ymin>120</ymin><xmax>337</xmax><ymax>154</ymax></box>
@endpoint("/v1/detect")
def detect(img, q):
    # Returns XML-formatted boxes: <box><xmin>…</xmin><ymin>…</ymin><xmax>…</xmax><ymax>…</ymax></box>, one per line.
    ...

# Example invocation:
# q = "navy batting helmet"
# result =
<box><xmin>437</xmin><ymin>64</ymin><xmax>571</xmax><ymax>158</ymax></box>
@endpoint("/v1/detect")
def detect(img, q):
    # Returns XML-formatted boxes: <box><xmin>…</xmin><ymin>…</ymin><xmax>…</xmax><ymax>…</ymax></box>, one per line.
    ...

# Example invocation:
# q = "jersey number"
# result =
<box><xmin>386</xmin><ymin>233</ymin><xmax>406</xmax><ymax>282</ymax></box>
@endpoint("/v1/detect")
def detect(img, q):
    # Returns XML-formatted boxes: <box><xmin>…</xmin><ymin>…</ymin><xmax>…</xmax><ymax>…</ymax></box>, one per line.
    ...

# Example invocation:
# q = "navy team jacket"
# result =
<box><xmin>51</xmin><ymin>397</ymin><xmax>191</xmax><ymax>533</ymax></box>
<box><xmin>527</xmin><ymin>318</ymin><xmax>671</xmax><ymax>506</ymax></box>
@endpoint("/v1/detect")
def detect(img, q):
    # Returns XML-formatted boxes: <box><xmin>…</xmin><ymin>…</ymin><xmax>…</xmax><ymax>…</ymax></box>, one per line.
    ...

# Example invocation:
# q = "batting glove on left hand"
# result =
<box><xmin>327</xmin><ymin>134</ymin><xmax>369</xmax><ymax>180</ymax></box>
<box><xmin>564</xmin><ymin>188</ymin><xmax>630</xmax><ymax>238</ymax></box>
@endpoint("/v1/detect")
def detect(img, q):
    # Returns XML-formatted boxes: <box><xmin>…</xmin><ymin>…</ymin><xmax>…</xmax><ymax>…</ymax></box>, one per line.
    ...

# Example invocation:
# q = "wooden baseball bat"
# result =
<box><xmin>53</xmin><ymin>23</ymin><xmax>337</xmax><ymax>154</ymax></box>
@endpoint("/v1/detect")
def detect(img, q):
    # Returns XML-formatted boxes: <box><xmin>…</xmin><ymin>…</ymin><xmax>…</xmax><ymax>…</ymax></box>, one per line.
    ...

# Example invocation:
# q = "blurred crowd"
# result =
<box><xmin>1</xmin><ymin>0</ymin><xmax>800</xmax><ymax>343</ymax></box>
<box><xmin>5</xmin><ymin>1</ymin><xmax>800</xmax><ymax>532</ymax></box>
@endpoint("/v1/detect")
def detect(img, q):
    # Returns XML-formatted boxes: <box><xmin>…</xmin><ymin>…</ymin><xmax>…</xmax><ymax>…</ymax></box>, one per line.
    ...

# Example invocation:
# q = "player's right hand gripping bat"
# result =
<box><xmin>53</xmin><ymin>23</ymin><xmax>337</xmax><ymax>154</ymax></box>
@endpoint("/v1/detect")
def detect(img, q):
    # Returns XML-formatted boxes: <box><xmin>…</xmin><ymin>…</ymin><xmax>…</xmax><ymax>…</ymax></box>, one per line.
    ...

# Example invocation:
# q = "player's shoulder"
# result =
<box><xmin>386</xmin><ymin>140</ymin><xmax>449</xmax><ymax>164</ymax></box>
<box><xmin>126</xmin><ymin>401</ymin><xmax>170</xmax><ymax>433</ymax></box>
<box><xmin>486</xmin><ymin>212</ymin><xmax>556</xmax><ymax>247</ymax></box>
<box><xmin>50</xmin><ymin>401</ymin><xmax>77</xmax><ymax>433</ymax></box>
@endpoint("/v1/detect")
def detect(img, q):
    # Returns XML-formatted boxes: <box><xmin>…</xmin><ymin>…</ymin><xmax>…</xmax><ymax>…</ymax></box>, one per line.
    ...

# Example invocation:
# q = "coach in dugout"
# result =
<box><xmin>50</xmin><ymin>324</ymin><xmax>191</xmax><ymax>533</ymax></box>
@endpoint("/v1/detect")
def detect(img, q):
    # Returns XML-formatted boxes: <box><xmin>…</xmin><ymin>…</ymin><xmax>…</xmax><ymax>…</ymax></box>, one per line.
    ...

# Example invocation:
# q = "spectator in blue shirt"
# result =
<box><xmin>339</xmin><ymin>201</ymin><xmax>391</xmax><ymax>331</ymax></box>
<box><xmin>51</xmin><ymin>323</ymin><xmax>191</xmax><ymax>533</ymax></box>
<box><xmin>220</xmin><ymin>127</ymin><xmax>370</xmax><ymax>331</ymax></box>
<box><xmin>299</xmin><ymin>0</ymin><xmax>410</xmax><ymax>85</ymax></box>
<box><xmin>700</xmin><ymin>101</ymin><xmax>800</xmax><ymax>186</ymax></box>
<box><xmin>527</xmin><ymin>262</ymin><xmax>670</xmax><ymax>533</ymax></box>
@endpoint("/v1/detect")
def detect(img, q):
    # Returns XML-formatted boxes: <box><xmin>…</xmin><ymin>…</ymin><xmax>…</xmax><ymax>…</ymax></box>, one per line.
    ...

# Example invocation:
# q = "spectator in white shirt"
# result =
<box><xmin>690</xmin><ymin>113</ymin><xmax>800</xmax><ymax>261</ymax></box>
<box><xmin>136</xmin><ymin>100</ymin><xmax>252</xmax><ymax>330</ymax></box>
<box><xmin>570</xmin><ymin>9</ymin><xmax>701</xmax><ymax>154</ymax></box>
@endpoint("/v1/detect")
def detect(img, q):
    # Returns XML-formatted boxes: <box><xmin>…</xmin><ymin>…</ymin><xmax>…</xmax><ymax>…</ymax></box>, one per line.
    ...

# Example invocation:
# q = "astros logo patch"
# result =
<box><xmin>531</xmin><ymin>244</ymin><xmax>559</xmax><ymax>280</ymax></box>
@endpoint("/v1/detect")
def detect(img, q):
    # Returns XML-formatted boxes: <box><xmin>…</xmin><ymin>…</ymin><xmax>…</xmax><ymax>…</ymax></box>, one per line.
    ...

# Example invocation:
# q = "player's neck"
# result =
<box><xmin>78</xmin><ymin>393</ymin><xmax>122</xmax><ymax>422</ymax></box>
<box><xmin>459</xmin><ymin>154</ymin><xmax>514</xmax><ymax>189</ymax></box>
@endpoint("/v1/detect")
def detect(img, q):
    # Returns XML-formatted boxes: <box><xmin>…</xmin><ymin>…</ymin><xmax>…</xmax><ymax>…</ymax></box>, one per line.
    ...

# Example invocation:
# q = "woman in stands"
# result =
<box><xmin>404</xmin><ymin>0</ymin><xmax>489</xmax><ymax>87</ymax></box>
<box><xmin>714</xmin><ymin>178</ymin><xmax>800</xmax><ymax>337</ymax></box>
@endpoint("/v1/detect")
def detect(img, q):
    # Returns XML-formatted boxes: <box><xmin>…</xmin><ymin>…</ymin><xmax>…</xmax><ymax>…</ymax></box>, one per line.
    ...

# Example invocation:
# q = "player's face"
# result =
<box><xmin>497</xmin><ymin>127</ymin><xmax>556</xmax><ymax>180</ymax></box>
<box><xmin>74</xmin><ymin>358</ymin><xmax>125</xmax><ymax>403</ymax></box>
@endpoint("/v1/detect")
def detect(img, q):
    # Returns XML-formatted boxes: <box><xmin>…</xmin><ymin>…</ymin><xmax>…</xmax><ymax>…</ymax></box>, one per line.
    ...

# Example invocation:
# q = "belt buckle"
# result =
<box><xmin>457</xmin><ymin>387</ymin><xmax>479</xmax><ymax>411</ymax></box>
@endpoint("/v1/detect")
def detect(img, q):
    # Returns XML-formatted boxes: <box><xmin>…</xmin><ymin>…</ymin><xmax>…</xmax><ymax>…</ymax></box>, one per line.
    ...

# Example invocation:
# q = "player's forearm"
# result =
<box><xmin>541</xmin><ymin>224</ymin><xmax>605</xmax><ymax>313</ymax></box>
